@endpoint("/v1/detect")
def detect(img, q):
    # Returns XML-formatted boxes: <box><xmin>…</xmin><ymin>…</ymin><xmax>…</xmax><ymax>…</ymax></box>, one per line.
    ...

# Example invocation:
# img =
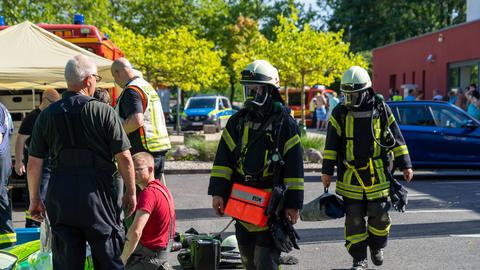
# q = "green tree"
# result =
<box><xmin>322</xmin><ymin>0</ymin><xmax>466</xmax><ymax>52</ymax></box>
<box><xmin>269</xmin><ymin>13</ymin><xmax>367</xmax><ymax>127</ymax></box>
<box><xmin>224</xmin><ymin>16</ymin><xmax>269</xmax><ymax>101</ymax></box>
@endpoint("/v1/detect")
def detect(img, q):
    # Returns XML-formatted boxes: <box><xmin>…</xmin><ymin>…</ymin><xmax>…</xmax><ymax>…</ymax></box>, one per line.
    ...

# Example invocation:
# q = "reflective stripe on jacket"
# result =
<box><xmin>116</xmin><ymin>78</ymin><xmax>171</xmax><ymax>153</ymax></box>
<box><xmin>322</xmin><ymin>102</ymin><xmax>411</xmax><ymax>201</ymax></box>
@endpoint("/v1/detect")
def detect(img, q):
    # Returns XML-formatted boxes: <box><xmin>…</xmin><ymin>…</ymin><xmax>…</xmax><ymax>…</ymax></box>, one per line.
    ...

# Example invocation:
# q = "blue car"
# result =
<box><xmin>387</xmin><ymin>101</ymin><xmax>480</xmax><ymax>169</ymax></box>
<box><xmin>181</xmin><ymin>95</ymin><xmax>235</xmax><ymax>131</ymax></box>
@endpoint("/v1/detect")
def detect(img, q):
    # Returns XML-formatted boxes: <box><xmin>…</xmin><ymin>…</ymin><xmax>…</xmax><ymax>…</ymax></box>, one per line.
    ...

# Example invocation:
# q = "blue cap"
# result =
<box><xmin>73</xmin><ymin>14</ymin><xmax>84</xmax><ymax>25</ymax></box>
<box><xmin>0</xmin><ymin>16</ymin><xmax>5</xmax><ymax>26</ymax></box>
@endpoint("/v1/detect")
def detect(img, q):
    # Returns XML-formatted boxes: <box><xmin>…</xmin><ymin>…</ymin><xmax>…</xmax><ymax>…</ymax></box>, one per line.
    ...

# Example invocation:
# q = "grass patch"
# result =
<box><xmin>300</xmin><ymin>135</ymin><xmax>325</xmax><ymax>152</ymax></box>
<box><xmin>185</xmin><ymin>137</ymin><xmax>219</xmax><ymax>161</ymax></box>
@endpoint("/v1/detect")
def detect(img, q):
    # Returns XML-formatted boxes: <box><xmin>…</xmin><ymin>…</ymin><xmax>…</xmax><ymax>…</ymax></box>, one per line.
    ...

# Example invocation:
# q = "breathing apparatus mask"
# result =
<box><xmin>340</xmin><ymin>66</ymin><xmax>372</xmax><ymax>109</ymax></box>
<box><xmin>240</xmin><ymin>60</ymin><xmax>282</xmax><ymax>120</ymax></box>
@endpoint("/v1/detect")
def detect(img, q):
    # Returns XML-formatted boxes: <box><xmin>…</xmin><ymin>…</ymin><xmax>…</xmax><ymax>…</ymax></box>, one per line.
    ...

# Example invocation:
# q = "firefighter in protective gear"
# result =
<box><xmin>208</xmin><ymin>60</ymin><xmax>304</xmax><ymax>270</ymax></box>
<box><xmin>322</xmin><ymin>66</ymin><xmax>413</xmax><ymax>270</ymax></box>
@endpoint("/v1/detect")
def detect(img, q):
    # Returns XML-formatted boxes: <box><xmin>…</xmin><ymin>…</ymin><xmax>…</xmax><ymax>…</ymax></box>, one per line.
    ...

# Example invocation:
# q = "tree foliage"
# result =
<box><xmin>268</xmin><ymin>13</ymin><xmax>367</xmax><ymax>124</ymax></box>
<box><xmin>323</xmin><ymin>0</ymin><xmax>466</xmax><ymax>52</ymax></box>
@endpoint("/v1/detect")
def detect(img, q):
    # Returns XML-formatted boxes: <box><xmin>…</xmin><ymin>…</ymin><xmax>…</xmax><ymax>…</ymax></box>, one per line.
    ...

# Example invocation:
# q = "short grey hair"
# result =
<box><xmin>64</xmin><ymin>55</ymin><xmax>97</xmax><ymax>87</ymax></box>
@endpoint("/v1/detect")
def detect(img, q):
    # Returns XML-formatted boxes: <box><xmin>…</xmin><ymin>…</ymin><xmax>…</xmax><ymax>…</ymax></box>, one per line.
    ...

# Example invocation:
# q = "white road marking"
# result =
<box><xmin>450</xmin><ymin>234</ymin><xmax>480</xmax><ymax>238</ymax></box>
<box><xmin>475</xmin><ymin>193</ymin><xmax>480</xmax><ymax>196</ymax></box>
<box><xmin>408</xmin><ymin>193</ymin><xmax>430</xmax><ymax>197</ymax></box>
<box><xmin>406</xmin><ymin>209</ymin><xmax>473</xmax><ymax>213</ymax></box>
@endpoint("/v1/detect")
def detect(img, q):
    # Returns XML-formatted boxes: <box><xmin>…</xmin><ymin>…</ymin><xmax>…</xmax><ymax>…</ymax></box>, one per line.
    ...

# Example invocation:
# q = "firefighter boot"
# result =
<box><xmin>370</xmin><ymin>247</ymin><xmax>384</xmax><ymax>266</ymax></box>
<box><xmin>351</xmin><ymin>259</ymin><xmax>368</xmax><ymax>270</ymax></box>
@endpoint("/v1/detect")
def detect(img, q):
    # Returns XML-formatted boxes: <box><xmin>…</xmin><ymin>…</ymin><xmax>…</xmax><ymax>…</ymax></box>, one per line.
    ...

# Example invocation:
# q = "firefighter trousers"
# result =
<box><xmin>235</xmin><ymin>222</ymin><xmax>280</xmax><ymax>270</ymax></box>
<box><xmin>343</xmin><ymin>197</ymin><xmax>391</xmax><ymax>261</ymax></box>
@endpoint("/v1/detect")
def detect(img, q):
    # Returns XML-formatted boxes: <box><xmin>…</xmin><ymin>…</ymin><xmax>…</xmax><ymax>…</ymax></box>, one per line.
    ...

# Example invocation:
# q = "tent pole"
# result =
<box><xmin>31</xmin><ymin>89</ymin><xmax>35</xmax><ymax>109</ymax></box>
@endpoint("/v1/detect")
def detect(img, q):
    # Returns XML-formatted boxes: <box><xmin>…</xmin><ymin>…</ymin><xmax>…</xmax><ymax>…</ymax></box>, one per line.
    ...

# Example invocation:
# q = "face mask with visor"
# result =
<box><xmin>243</xmin><ymin>84</ymin><xmax>270</xmax><ymax>107</ymax></box>
<box><xmin>341</xmin><ymin>82</ymin><xmax>369</xmax><ymax>108</ymax></box>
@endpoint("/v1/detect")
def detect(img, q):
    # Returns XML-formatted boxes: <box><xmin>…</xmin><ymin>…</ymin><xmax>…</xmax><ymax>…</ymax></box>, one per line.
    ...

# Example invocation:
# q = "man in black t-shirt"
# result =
<box><xmin>14</xmin><ymin>88</ymin><xmax>60</xmax><ymax>227</ymax></box>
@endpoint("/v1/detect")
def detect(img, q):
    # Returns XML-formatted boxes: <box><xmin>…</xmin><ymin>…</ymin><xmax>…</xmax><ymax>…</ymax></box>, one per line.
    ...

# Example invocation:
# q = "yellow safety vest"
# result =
<box><xmin>392</xmin><ymin>95</ymin><xmax>403</xmax><ymax>101</ymax></box>
<box><xmin>335</xmin><ymin>111</ymin><xmax>390</xmax><ymax>200</ymax></box>
<box><xmin>116</xmin><ymin>78</ymin><xmax>171</xmax><ymax>153</ymax></box>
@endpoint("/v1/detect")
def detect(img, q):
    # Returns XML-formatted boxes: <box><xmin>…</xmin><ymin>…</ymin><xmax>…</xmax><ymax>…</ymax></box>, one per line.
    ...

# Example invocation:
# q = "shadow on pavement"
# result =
<box><xmin>298</xmin><ymin>220</ymin><xmax>480</xmax><ymax>244</ymax></box>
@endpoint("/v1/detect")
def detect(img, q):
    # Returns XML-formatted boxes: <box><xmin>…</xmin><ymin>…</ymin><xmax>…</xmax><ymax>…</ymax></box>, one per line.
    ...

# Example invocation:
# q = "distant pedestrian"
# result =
<box><xmin>94</xmin><ymin>88</ymin><xmax>111</xmax><ymax>104</ymax></box>
<box><xmin>466</xmin><ymin>87</ymin><xmax>480</xmax><ymax>120</ymax></box>
<box><xmin>404</xmin><ymin>89</ymin><xmax>415</xmax><ymax>101</ymax></box>
<box><xmin>448</xmin><ymin>90</ymin><xmax>458</xmax><ymax>105</ymax></box>
<box><xmin>432</xmin><ymin>89</ymin><xmax>443</xmax><ymax>101</ymax></box>
<box><xmin>326</xmin><ymin>91</ymin><xmax>339</xmax><ymax>123</ymax></box>
<box><xmin>455</xmin><ymin>89</ymin><xmax>468</xmax><ymax>111</ymax></box>
<box><xmin>392</xmin><ymin>90</ymin><xmax>403</xmax><ymax>101</ymax></box>
<box><xmin>315</xmin><ymin>92</ymin><xmax>327</xmax><ymax>130</ymax></box>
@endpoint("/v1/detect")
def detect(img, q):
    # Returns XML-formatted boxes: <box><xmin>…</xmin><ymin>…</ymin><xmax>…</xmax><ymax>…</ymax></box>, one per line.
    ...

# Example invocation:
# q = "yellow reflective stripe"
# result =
<box><xmin>335</xmin><ymin>186</ymin><xmax>363</xmax><ymax>200</ymax></box>
<box><xmin>345</xmin><ymin>112</ymin><xmax>354</xmax><ymax>161</ymax></box>
<box><xmin>388</xmin><ymin>114</ymin><xmax>396</xmax><ymax>126</ymax></box>
<box><xmin>366</xmin><ymin>189</ymin><xmax>390</xmax><ymax>200</ymax></box>
<box><xmin>329</xmin><ymin>116</ymin><xmax>342</xmax><ymax>136</ymax></box>
<box><xmin>345</xmin><ymin>230</ymin><xmax>369</xmax><ymax>250</ymax></box>
<box><xmin>392</xmin><ymin>145</ymin><xmax>409</xmax><ymax>157</ymax></box>
<box><xmin>263</xmin><ymin>150</ymin><xmax>269</xmax><ymax>177</ymax></box>
<box><xmin>238</xmin><ymin>221</ymin><xmax>269</xmax><ymax>232</ymax></box>
<box><xmin>208</xmin><ymin>109</ymin><xmax>219</xmax><ymax>116</ymax></box>
<box><xmin>374</xmin><ymin>159</ymin><xmax>387</xmax><ymax>183</ymax></box>
<box><xmin>336</xmin><ymin>181</ymin><xmax>363</xmax><ymax>192</ymax></box>
<box><xmin>343</xmin><ymin>168</ymin><xmax>354</xmax><ymax>185</ymax></box>
<box><xmin>221</xmin><ymin>129</ymin><xmax>236</xmax><ymax>152</ymax></box>
<box><xmin>284</xmin><ymin>178</ymin><xmax>304</xmax><ymax>191</ymax></box>
<box><xmin>0</xmin><ymin>233</ymin><xmax>16</xmax><ymax>244</ymax></box>
<box><xmin>323</xmin><ymin>149</ymin><xmax>337</xmax><ymax>160</ymax></box>
<box><xmin>25</xmin><ymin>210</ymin><xmax>32</xmax><ymax>219</ymax></box>
<box><xmin>373</xmin><ymin>118</ymin><xmax>381</xmax><ymax>157</ymax></box>
<box><xmin>368</xmin><ymin>224</ymin><xmax>391</xmax><ymax>237</ymax></box>
<box><xmin>283</xmin><ymin>134</ymin><xmax>300</xmax><ymax>155</ymax></box>
<box><xmin>211</xmin><ymin>165</ymin><xmax>233</xmax><ymax>180</ymax></box>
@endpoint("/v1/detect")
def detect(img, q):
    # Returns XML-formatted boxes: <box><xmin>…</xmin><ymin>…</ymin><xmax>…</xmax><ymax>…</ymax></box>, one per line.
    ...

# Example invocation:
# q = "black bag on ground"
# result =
<box><xmin>300</xmin><ymin>188</ymin><xmax>345</xmax><ymax>221</ymax></box>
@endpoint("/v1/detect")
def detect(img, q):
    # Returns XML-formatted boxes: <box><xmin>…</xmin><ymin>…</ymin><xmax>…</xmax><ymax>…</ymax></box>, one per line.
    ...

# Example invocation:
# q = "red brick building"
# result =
<box><xmin>372</xmin><ymin>19</ymin><xmax>480</xmax><ymax>100</ymax></box>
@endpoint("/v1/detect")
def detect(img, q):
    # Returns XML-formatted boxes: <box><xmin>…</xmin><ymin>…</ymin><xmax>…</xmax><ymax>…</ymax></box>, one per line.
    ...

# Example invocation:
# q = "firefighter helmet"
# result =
<box><xmin>340</xmin><ymin>66</ymin><xmax>372</xmax><ymax>108</ymax></box>
<box><xmin>240</xmin><ymin>60</ymin><xmax>280</xmax><ymax>108</ymax></box>
<box><xmin>221</xmin><ymin>235</ymin><xmax>239</xmax><ymax>253</ymax></box>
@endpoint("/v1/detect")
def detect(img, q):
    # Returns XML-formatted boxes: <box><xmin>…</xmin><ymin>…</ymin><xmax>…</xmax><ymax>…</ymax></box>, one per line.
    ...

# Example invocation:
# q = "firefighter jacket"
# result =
<box><xmin>208</xmin><ymin>108</ymin><xmax>304</xmax><ymax>231</ymax></box>
<box><xmin>115</xmin><ymin>77</ymin><xmax>171</xmax><ymax>153</ymax></box>
<box><xmin>322</xmin><ymin>99</ymin><xmax>412</xmax><ymax>201</ymax></box>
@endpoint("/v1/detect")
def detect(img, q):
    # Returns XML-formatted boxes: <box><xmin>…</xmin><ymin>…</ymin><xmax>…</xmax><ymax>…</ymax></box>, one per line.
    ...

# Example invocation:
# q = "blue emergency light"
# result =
<box><xmin>0</xmin><ymin>16</ymin><xmax>5</xmax><ymax>26</ymax></box>
<box><xmin>74</xmin><ymin>14</ymin><xmax>84</xmax><ymax>25</ymax></box>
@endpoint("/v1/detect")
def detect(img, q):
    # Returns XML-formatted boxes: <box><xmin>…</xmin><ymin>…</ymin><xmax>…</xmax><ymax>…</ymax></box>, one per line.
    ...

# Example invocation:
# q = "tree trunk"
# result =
<box><xmin>301</xmin><ymin>73</ymin><xmax>306</xmax><ymax>126</ymax></box>
<box><xmin>176</xmin><ymin>86</ymin><xmax>181</xmax><ymax>135</ymax></box>
<box><xmin>284</xmin><ymin>81</ymin><xmax>289</xmax><ymax>106</ymax></box>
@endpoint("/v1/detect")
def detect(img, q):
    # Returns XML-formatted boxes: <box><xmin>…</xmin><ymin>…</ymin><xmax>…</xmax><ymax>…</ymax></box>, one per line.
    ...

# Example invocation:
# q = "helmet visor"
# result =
<box><xmin>244</xmin><ymin>84</ymin><xmax>269</xmax><ymax>106</ymax></box>
<box><xmin>343</xmin><ymin>91</ymin><xmax>363</xmax><ymax>107</ymax></box>
<box><xmin>341</xmin><ymin>82</ymin><xmax>368</xmax><ymax>93</ymax></box>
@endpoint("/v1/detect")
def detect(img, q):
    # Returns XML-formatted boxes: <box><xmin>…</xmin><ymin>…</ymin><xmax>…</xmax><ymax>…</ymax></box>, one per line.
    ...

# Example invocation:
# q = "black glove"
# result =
<box><xmin>271</xmin><ymin>219</ymin><xmax>300</xmax><ymax>253</ymax></box>
<box><xmin>390</xmin><ymin>179</ymin><xmax>408</xmax><ymax>212</ymax></box>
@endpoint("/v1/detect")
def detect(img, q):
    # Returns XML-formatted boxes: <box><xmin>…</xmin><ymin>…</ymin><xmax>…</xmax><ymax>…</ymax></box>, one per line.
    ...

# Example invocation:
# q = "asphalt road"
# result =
<box><xmin>12</xmin><ymin>173</ymin><xmax>480</xmax><ymax>269</ymax></box>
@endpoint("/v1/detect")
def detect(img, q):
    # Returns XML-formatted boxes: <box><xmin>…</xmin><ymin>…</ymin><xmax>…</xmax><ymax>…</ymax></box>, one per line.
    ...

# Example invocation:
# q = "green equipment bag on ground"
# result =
<box><xmin>300</xmin><ymin>188</ymin><xmax>345</xmax><ymax>221</ymax></box>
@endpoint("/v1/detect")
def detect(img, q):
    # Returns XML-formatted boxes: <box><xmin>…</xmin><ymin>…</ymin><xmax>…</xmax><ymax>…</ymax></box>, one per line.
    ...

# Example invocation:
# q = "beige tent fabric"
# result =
<box><xmin>0</xmin><ymin>21</ymin><xmax>115</xmax><ymax>90</ymax></box>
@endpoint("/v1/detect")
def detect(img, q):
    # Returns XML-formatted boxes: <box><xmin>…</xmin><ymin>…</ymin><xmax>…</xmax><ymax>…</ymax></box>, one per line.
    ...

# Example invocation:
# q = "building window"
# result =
<box><xmin>448</xmin><ymin>67</ymin><xmax>460</xmax><ymax>90</ymax></box>
<box><xmin>422</xmin><ymin>70</ymin><xmax>426</xmax><ymax>92</ymax></box>
<box><xmin>412</xmin><ymin>72</ymin><xmax>416</xmax><ymax>84</ymax></box>
<box><xmin>389</xmin><ymin>74</ymin><xmax>397</xmax><ymax>90</ymax></box>
<box><xmin>403</xmin><ymin>73</ymin><xmax>406</xmax><ymax>84</ymax></box>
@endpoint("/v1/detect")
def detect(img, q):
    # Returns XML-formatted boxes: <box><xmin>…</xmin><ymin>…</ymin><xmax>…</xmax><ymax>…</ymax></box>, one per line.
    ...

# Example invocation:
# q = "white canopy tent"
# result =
<box><xmin>0</xmin><ymin>21</ymin><xmax>115</xmax><ymax>90</ymax></box>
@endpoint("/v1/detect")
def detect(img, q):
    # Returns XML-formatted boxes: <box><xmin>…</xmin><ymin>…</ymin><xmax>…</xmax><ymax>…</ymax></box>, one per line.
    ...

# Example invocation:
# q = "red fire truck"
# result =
<box><xmin>280</xmin><ymin>85</ymin><xmax>334</xmax><ymax>127</ymax></box>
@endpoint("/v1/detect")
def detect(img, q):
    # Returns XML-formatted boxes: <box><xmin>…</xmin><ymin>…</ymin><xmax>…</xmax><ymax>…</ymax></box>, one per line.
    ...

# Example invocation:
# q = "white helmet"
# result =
<box><xmin>340</xmin><ymin>66</ymin><xmax>372</xmax><ymax>108</ymax></box>
<box><xmin>221</xmin><ymin>235</ymin><xmax>239</xmax><ymax>253</ymax></box>
<box><xmin>240</xmin><ymin>60</ymin><xmax>280</xmax><ymax>108</ymax></box>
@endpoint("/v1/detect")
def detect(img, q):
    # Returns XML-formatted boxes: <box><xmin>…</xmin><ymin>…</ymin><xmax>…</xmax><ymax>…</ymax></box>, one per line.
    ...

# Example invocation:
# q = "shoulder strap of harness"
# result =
<box><xmin>148</xmin><ymin>182</ymin><xmax>176</xmax><ymax>240</ymax></box>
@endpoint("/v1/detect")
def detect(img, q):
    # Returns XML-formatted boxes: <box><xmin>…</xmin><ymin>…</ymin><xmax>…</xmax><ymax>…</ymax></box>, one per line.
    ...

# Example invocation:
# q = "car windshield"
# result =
<box><xmin>186</xmin><ymin>98</ymin><xmax>216</xmax><ymax>109</ymax></box>
<box><xmin>430</xmin><ymin>106</ymin><xmax>473</xmax><ymax>128</ymax></box>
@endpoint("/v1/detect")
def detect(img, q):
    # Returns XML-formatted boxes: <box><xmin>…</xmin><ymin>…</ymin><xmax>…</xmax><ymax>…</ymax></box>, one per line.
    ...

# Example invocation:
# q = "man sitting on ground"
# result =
<box><xmin>121</xmin><ymin>152</ymin><xmax>176</xmax><ymax>270</ymax></box>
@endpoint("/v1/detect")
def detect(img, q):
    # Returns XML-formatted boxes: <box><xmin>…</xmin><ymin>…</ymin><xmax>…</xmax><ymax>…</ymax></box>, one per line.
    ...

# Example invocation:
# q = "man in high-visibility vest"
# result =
<box><xmin>322</xmin><ymin>66</ymin><xmax>413</xmax><ymax>270</ymax></box>
<box><xmin>112</xmin><ymin>58</ymin><xmax>171</xmax><ymax>184</ymax></box>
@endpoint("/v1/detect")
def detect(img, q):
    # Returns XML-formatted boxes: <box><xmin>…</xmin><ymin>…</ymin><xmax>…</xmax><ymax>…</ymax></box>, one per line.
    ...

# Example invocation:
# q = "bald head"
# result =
<box><xmin>111</xmin><ymin>58</ymin><xmax>135</xmax><ymax>87</ymax></box>
<box><xmin>40</xmin><ymin>88</ymin><xmax>60</xmax><ymax>110</ymax></box>
<box><xmin>132</xmin><ymin>152</ymin><xmax>155</xmax><ymax>185</ymax></box>
<box><xmin>64</xmin><ymin>55</ymin><xmax>97</xmax><ymax>90</ymax></box>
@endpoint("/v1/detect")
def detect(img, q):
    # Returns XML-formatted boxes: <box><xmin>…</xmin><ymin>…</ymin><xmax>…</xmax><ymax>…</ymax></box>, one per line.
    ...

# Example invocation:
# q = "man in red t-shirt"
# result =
<box><xmin>121</xmin><ymin>152</ymin><xmax>176</xmax><ymax>270</ymax></box>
